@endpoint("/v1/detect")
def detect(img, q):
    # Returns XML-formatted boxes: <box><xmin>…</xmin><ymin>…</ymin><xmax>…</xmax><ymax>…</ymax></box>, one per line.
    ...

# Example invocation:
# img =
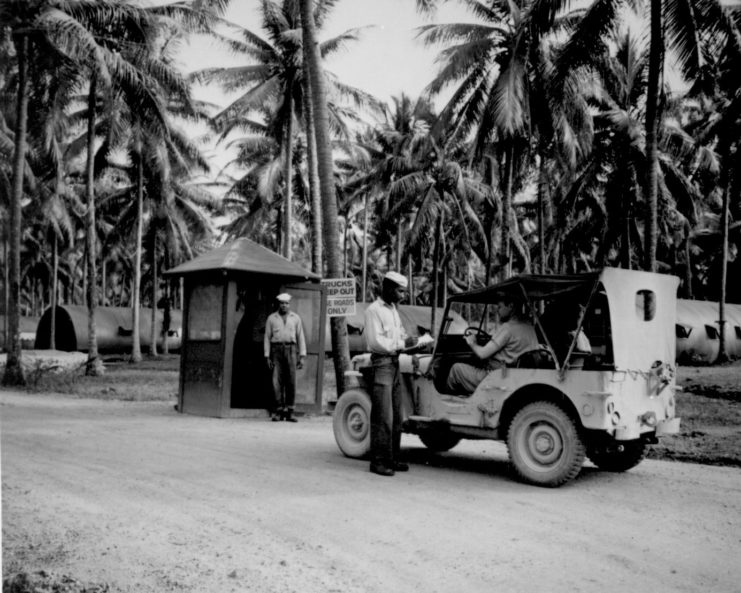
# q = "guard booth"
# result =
<box><xmin>164</xmin><ymin>238</ymin><xmax>326</xmax><ymax>418</ymax></box>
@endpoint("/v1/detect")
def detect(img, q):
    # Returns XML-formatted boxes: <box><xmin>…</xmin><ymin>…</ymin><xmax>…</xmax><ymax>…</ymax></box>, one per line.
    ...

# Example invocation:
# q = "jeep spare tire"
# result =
<box><xmin>507</xmin><ymin>401</ymin><xmax>586</xmax><ymax>487</ymax></box>
<box><xmin>333</xmin><ymin>389</ymin><xmax>372</xmax><ymax>458</ymax></box>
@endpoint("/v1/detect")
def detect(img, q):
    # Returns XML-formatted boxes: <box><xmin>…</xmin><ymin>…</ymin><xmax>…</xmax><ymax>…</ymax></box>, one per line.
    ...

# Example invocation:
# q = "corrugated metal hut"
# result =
<box><xmin>164</xmin><ymin>238</ymin><xmax>325</xmax><ymax>418</ymax></box>
<box><xmin>676</xmin><ymin>299</ymin><xmax>741</xmax><ymax>363</ymax></box>
<box><xmin>34</xmin><ymin>306</ymin><xmax>181</xmax><ymax>353</ymax></box>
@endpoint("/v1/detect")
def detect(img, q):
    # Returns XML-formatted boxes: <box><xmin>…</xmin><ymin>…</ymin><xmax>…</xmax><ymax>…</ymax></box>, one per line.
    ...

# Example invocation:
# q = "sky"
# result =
<box><xmin>176</xmin><ymin>0</ymin><xmax>741</xmax><ymax>174</ymax></box>
<box><xmin>175</xmin><ymin>0</ymin><xmax>474</xmax><ymax>174</ymax></box>
<box><xmin>178</xmin><ymin>0</ymin><xmax>473</xmax><ymax>114</ymax></box>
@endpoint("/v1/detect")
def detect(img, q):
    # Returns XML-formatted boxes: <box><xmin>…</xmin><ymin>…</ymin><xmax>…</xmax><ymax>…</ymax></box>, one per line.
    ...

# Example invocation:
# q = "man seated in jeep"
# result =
<box><xmin>446</xmin><ymin>294</ymin><xmax>538</xmax><ymax>394</ymax></box>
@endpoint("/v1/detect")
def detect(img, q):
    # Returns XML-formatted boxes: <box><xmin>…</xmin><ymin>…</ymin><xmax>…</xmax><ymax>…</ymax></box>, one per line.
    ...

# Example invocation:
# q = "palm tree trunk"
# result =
<box><xmin>302</xmin><ymin>69</ymin><xmax>323</xmax><ymax>274</ymax></box>
<box><xmin>537</xmin><ymin>154</ymin><xmax>547</xmax><ymax>273</ymax></box>
<box><xmin>131</xmin><ymin>152</ymin><xmax>144</xmax><ymax>363</ymax></box>
<box><xmin>282</xmin><ymin>89</ymin><xmax>295</xmax><ymax>260</ymax></box>
<box><xmin>407</xmin><ymin>254</ymin><xmax>414</xmax><ymax>306</ymax></box>
<box><xmin>162</xmin><ymin>262</ymin><xmax>171</xmax><ymax>356</ymax></box>
<box><xmin>502</xmin><ymin>143</ymin><xmax>514</xmax><ymax>280</ymax></box>
<box><xmin>622</xmin><ymin>182</ymin><xmax>633</xmax><ymax>269</ymax></box>
<box><xmin>396</xmin><ymin>218</ymin><xmax>403</xmax><ymax>272</ymax></box>
<box><xmin>683</xmin><ymin>219</ymin><xmax>693</xmax><ymax>298</ymax></box>
<box><xmin>82</xmin><ymin>250</ymin><xmax>87</xmax><ymax>308</ymax></box>
<box><xmin>84</xmin><ymin>73</ymin><xmax>104</xmax><ymax>376</ymax></box>
<box><xmin>150</xmin><ymin>231</ymin><xmax>159</xmax><ymax>356</ymax></box>
<box><xmin>485</xmin><ymin>156</ymin><xmax>496</xmax><ymax>284</ymax></box>
<box><xmin>2</xmin><ymin>33</ymin><xmax>29</xmax><ymax>386</ymax></box>
<box><xmin>101</xmin><ymin>258</ymin><xmax>107</xmax><ymax>306</ymax></box>
<box><xmin>342</xmin><ymin>222</ymin><xmax>348</xmax><ymax>276</ymax></box>
<box><xmin>430</xmin><ymin>212</ymin><xmax>444</xmax><ymax>336</ymax></box>
<box><xmin>51</xmin><ymin>235</ymin><xmax>58</xmax><ymax>350</ymax></box>
<box><xmin>299</xmin><ymin>0</ymin><xmax>351</xmax><ymax>395</ymax></box>
<box><xmin>644</xmin><ymin>0</ymin><xmax>663</xmax><ymax>273</ymax></box>
<box><xmin>717</xmin><ymin>150</ymin><xmax>732</xmax><ymax>363</ymax></box>
<box><xmin>362</xmin><ymin>194</ymin><xmax>369</xmax><ymax>302</ymax></box>
<box><xmin>3</xmin><ymin>237</ymin><xmax>8</xmax><ymax>351</ymax></box>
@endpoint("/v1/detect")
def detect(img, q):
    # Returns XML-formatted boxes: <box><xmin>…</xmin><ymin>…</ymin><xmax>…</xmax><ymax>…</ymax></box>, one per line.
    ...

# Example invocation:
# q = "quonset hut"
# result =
<box><xmin>164</xmin><ymin>238</ymin><xmax>326</xmax><ymax>418</ymax></box>
<box><xmin>676</xmin><ymin>299</ymin><xmax>741</xmax><ymax>363</ymax></box>
<box><xmin>34</xmin><ymin>306</ymin><xmax>181</xmax><ymax>352</ymax></box>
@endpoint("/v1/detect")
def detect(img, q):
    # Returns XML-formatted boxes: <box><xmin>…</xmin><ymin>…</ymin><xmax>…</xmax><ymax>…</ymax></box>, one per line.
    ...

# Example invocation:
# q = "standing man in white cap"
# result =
<box><xmin>364</xmin><ymin>271</ymin><xmax>420</xmax><ymax>476</ymax></box>
<box><xmin>264</xmin><ymin>293</ymin><xmax>306</xmax><ymax>422</ymax></box>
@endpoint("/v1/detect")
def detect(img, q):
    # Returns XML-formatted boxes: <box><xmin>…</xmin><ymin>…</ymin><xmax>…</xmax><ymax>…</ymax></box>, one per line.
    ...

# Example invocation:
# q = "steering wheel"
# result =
<box><xmin>465</xmin><ymin>326</ymin><xmax>492</xmax><ymax>346</ymax></box>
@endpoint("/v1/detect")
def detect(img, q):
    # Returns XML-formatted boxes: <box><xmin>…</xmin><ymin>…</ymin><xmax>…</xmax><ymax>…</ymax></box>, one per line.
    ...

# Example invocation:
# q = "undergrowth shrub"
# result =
<box><xmin>24</xmin><ymin>360</ymin><xmax>85</xmax><ymax>393</ymax></box>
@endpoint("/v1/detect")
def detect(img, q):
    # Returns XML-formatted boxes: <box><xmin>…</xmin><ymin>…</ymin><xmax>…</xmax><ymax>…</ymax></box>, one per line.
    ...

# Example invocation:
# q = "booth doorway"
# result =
<box><xmin>231</xmin><ymin>308</ymin><xmax>272</xmax><ymax>409</ymax></box>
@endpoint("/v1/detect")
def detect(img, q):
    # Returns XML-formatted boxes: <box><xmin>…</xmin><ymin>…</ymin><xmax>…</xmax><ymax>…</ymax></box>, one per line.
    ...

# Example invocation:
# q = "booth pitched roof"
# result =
<box><xmin>164</xmin><ymin>238</ymin><xmax>321</xmax><ymax>280</ymax></box>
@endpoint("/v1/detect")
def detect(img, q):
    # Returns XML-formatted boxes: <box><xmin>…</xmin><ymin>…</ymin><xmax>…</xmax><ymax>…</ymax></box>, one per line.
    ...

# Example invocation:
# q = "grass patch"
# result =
<box><xmin>24</xmin><ymin>360</ymin><xmax>86</xmax><ymax>394</ymax></box>
<box><xmin>70</xmin><ymin>355</ymin><xmax>180</xmax><ymax>402</ymax></box>
<box><xmin>16</xmin><ymin>353</ymin><xmax>180</xmax><ymax>402</ymax></box>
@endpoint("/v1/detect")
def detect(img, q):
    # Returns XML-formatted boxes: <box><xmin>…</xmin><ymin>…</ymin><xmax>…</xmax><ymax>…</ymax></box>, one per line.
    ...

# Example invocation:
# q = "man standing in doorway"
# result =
<box><xmin>264</xmin><ymin>293</ymin><xmax>306</xmax><ymax>422</ymax></box>
<box><xmin>364</xmin><ymin>271</ymin><xmax>420</xmax><ymax>476</ymax></box>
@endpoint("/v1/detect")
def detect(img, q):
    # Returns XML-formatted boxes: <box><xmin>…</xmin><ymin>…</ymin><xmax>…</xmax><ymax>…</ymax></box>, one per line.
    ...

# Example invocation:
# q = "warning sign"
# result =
<box><xmin>322</xmin><ymin>278</ymin><xmax>356</xmax><ymax>317</ymax></box>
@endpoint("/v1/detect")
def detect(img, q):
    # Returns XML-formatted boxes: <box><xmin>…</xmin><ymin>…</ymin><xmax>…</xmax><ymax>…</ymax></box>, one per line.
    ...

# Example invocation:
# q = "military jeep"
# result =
<box><xmin>332</xmin><ymin>268</ymin><xmax>681</xmax><ymax>487</ymax></box>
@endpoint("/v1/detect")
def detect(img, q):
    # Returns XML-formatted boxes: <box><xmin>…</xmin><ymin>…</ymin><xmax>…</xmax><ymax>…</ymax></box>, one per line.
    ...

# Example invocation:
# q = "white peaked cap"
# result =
<box><xmin>276</xmin><ymin>293</ymin><xmax>291</xmax><ymax>302</ymax></box>
<box><xmin>384</xmin><ymin>271</ymin><xmax>408</xmax><ymax>288</ymax></box>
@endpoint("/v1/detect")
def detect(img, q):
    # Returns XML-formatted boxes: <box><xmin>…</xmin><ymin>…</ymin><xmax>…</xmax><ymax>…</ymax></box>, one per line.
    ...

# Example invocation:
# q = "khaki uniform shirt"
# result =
<box><xmin>263</xmin><ymin>311</ymin><xmax>307</xmax><ymax>357</ymax></box>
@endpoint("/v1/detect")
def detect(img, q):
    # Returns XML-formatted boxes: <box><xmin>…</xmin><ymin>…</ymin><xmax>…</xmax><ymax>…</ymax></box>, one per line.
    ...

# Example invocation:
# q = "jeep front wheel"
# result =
<box><xmin>588</xmin><ymin>441</ymin><xmax>646</xmax><ymax>472</ymax></box>
<box><xmin>507</xmin><ymin>401</ymin><xmax>585</xmax><ymax>487</ymax></box>
<box><xmin>332</xmin><ymin>389</ymin><xmax>372</xmax><ymax>459</ymax></box>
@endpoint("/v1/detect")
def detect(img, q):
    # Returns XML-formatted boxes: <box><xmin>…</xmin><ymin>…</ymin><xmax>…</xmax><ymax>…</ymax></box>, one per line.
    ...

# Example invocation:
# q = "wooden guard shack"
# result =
<box><xmin>164</xmin><ymin>238</ymin><xmax>326</xmax><ymax>418</ymax></box>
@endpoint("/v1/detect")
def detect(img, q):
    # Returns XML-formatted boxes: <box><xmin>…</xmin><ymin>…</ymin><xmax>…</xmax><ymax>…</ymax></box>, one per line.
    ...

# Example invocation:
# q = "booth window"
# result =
<box><xmin>705</xmin><ymin>324</ymin><xmax>719</xmax><ymax>340</ymax></box>
<box><xmin>635</xmin><ymin>290</ymin><xmax>656</xmax><ymax>321</ymax></box>
<box><xmin>675</xmin><ymin>324</ymin><xmax>692</xmax><ymax>339</ymax></box>
<box><xmin>188</xmin><ymin>284</ymin><xmax>222</xmax><ymax>341</ymax></box>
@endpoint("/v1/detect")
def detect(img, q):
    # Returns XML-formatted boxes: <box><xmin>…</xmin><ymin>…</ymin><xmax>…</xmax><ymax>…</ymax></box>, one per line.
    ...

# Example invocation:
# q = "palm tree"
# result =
<box><xmin>418</xmin><ymin>0</ymin><xmax>590</xmax><ymax>279</ymax></box>
<box><xmin>0</xmin><ymin>0</ymin><xmax>165</xmax><ymax>379</ymax></box>
<box><xmin>299</xmin><ymin>0</ymin><xmax>351</xmax><ymax>394</ymax></box>
<box><xmin>535</xmin><ymin>0</ymin><xmax>730</xmax><ymax>272</ymax></box>
<box><xmin>686</xmin><ymin>5</ymin><xmax>741</xmax><ymax>360</ymax></box>
<box><xmin>388</xmin><ymin>132</ymin><xmax>491</xmax><ymax>329</ymax></box>
<box><xmin>71</xmin><ymin>1</ymin><xmax>221</xmax><ymax>371</ymax></box>
<box><xmin>342</xmin><ymin>95</ymin><xmax>437</xmax><ymax>296</ymax></box>
<box><xmin>1</xmin><ymin>24</ymin><xmax>28</xmax><ymax>384</ymax></box>
<box><xmin>195</xmin><ymin>0</ymin><xmax>380</xmax><ymax>263</ymax></box>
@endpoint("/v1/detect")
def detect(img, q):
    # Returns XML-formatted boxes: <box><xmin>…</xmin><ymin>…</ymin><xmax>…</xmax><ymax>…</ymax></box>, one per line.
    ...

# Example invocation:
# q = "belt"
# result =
<box><xmin>271</xmin><ymin>342</ymin><xmax>296</xmax><ymax>346</ymax></box>
<box><xmin>370</xmin><ymin>352</ymin><xmax>399</xmax><ymax>361</ymax></box>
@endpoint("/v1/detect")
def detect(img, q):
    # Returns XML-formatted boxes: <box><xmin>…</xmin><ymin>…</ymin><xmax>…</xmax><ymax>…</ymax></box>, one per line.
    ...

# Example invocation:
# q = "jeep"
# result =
<box><xmin>332</xmin><ymin>268</ymin><xmax>681</xmax><ymax>487</ymax></box>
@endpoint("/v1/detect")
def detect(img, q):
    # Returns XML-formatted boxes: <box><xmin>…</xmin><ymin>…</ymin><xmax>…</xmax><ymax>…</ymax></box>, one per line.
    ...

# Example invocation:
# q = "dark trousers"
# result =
<box><xmin>270</xmin><ymin>344</ymin><xmax>297</xmax><ymax>412</ymax></box>
<box><xmin>370</xmin><ymin>354</ymin><xmax>402</xmax><ymax>465</ymax></box>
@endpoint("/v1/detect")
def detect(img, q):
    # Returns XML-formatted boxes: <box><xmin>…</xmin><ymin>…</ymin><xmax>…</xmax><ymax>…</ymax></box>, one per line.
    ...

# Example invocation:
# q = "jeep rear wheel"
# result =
<box><xmin>332</xmin><ymin>390</ymin><xmax>371</xmax><ymax>459</ymax></box>
<box><xmin>418</xmin><ymin>430</ymin><xmax>461</xmax><ymax>452</ymax></box>
<box><xmin>507</xmin><ymin>401</ymin><xmax>585</xmax><ymax>487</ymax></box>
<box><xmin>588</xmin><ymin>441</ymin><xmax>646</xmax><ymax>472</ymax></box>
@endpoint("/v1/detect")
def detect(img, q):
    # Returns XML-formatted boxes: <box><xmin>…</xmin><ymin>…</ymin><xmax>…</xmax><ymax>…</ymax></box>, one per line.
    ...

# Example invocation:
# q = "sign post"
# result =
<box><xmin>322</xmin><ymin>278</ymin><xmax>356</xmax><ymax>317</ymax></box>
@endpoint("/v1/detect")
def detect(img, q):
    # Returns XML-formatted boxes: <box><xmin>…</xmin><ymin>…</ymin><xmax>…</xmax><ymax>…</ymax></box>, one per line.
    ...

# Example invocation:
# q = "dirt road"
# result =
<box><xmin>2</xmin><ymin>391</ymin><xmax>740</xmax><ymax>593</ymax></box>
